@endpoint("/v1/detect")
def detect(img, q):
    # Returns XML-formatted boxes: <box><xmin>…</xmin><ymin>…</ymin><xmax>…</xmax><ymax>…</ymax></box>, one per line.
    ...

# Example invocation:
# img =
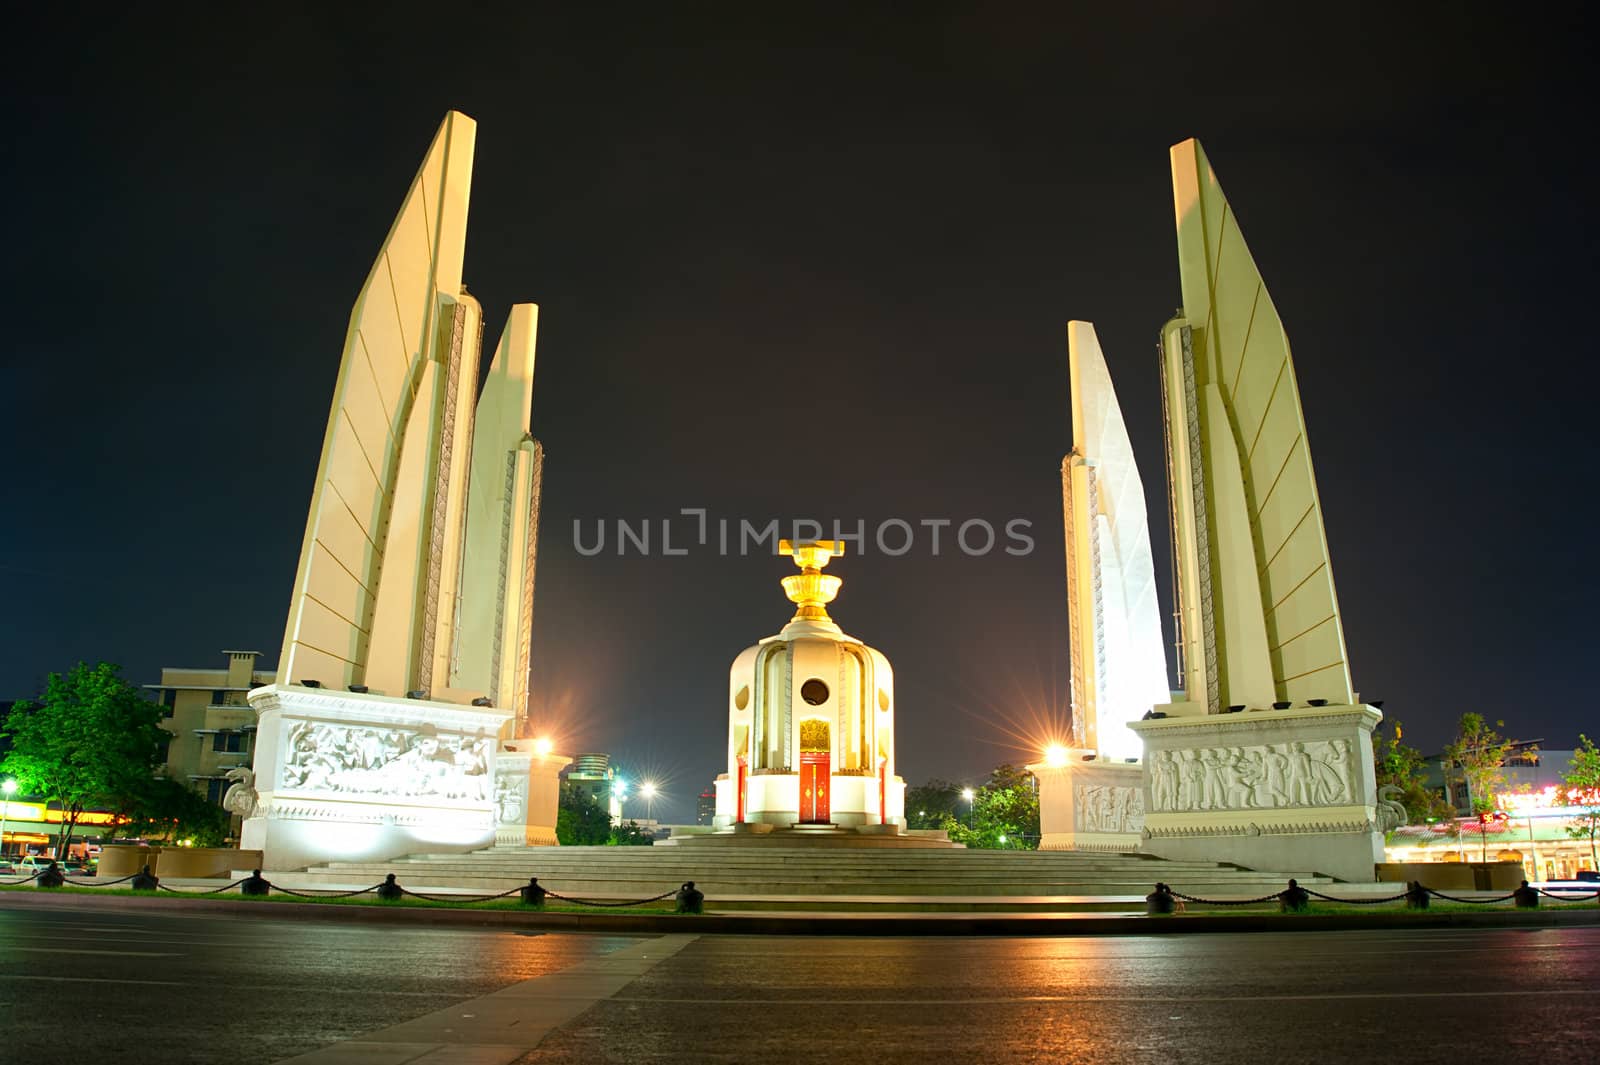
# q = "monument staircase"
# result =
<box><xmin>283</xmin><ymin>843</ymin><xmax>1395</xmax><ymax>911</ymax></box>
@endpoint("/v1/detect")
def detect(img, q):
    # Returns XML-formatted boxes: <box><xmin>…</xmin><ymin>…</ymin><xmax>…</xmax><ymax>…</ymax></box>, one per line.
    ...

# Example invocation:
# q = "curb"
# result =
<box><xmin>5</xmin><ymin>891</ymin><xmax>1598</xmax><ymax>936</ymax></box>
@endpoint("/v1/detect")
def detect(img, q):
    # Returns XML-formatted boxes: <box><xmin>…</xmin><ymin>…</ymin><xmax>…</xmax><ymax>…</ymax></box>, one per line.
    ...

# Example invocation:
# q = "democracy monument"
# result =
<box><xmin>239</xmin><ymin>112</ymin><xmax>567</xmax><ymax>870</ymax></box>
<box><xmin>236</xmin><ymin>111</ymin><xmax>1388</xmax><ymax>885</ymax></box>
<box><xmin>1035</xmin><ymin>139</ymin><xmax>1385</xmax><ymax>882</ymax></box>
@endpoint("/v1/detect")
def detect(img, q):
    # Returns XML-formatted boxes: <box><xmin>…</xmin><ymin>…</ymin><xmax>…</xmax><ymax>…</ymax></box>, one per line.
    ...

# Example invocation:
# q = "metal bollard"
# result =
<box><xmin>36</xmin><ymin>861</ymin><xmax>65</xmax><ymax>889</ymax></box>
<box><xmin>1405</xmin><ymin>881</ymin><xmax>1430</xmax><ymax>910</ymax></box>
<box><xmin>376</xmin><ymin>873</ymin><xmax>403</xmax><ymax>900</ymax></box>
<box><xmin>675</xmin><ymin>880</ymin><xmax>704</xmax><ymax>914</ymax></box>
<box><xmin>240</xmin><ymin>869</ymin><xmax>271</xmax><ymax>897</ymax></box>
<box><xmin>1145</xmin><ymin>882</ymin><xmax>1176</xmax><ymax>915</ymax></box>
<box><xmin>131</xmin><ymin>864</ymin><xmax>160</xmax><ymax>891</ymax></box>
<box><xmin>520</xmin><ymin>877</ymin><xmax>547</xmax><ymax>907</ymax></box>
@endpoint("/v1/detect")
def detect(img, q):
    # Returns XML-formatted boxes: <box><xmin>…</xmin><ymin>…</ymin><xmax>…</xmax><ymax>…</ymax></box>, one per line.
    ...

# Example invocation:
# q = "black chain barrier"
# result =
<box><xmin>1169</xmin><ymin>890</ymin><xmax>1284</xmax><ymax>906</ymax></box>
<box><xmin>1164</xmin><ymin>882</ymin><xmax>1600</xmax><ymax>908</ymax></box>
<box><xmin>1536</xmin><ymin>887</ymin><xmax>1600</xmax><ymax>901</ymax></box>
<box><xmin>0</xmin><ymin>870</ymin><xmax>45</xmax><ymax>887</ymax></box>
<box><xmin>157</xmin><ymin>877</ymin><xmax>255</xmax><ymax>897</ymax></box>
<box><xmin>1304</xmin><ymin>888</ymin><xmax>1412</xmax><ymax>905</ymax></box>
<box><xmin>542</xmin><ymin>888</ymin><xmax>679</xmax><ymax>908</ymax></box>
<box><xmin>64</xmin><ymin>872</ymin><xmax>142</xmax><ymax>888</ymax></box>
<box><xmin>397</xmin><ymin>885</ymin><xmax>525</xmax><ymax>903</ymax></box>
<box><xmin>267</xmin><ymin>884</ymin><xmax>382</xmax><ymax>899</ymax></box>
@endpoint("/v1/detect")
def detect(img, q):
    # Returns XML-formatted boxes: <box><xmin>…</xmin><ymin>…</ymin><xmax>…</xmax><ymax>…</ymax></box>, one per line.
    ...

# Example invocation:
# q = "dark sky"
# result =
<box><xmin>3</xmin><ymin>5</ymin><xmax>1595</xmax><ymax>822</ymax></box>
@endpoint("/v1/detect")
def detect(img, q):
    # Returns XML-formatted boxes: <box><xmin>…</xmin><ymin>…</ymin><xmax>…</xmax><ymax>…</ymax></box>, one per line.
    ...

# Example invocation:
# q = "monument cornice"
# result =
<box><xmin>248</xmin><ymin>683</ymin><xmax>512</xmax><ymax>732</ymax></box>
<box><xmin>1128</xmin><ymin>703</ymin><xmax>1381</xmax><ymax>740</ymax></box>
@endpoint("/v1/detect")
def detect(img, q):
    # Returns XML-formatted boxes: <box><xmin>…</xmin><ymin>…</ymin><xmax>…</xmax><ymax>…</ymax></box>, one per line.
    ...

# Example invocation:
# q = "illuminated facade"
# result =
<box><xmin>241</xmin><ymin>112</ymin><xmax>566</xmax><ymax>870</ymax></box>
<box><xmin>714</xmin><ymin>541</ymin><xmax>905</xmax><ymax>830</ymax></box>
<box><xmin>1125</xmin><ymin>139</ymin><xmax>1385</xmax><ymax>881</ymax></box>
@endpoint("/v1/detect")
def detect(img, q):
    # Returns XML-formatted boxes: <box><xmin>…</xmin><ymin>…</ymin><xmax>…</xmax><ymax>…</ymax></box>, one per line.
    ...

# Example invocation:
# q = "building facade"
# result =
<box><xmin>145</xmin><ymin>650</ymin><xmax>276</xmax><ymax>810</ymax></box>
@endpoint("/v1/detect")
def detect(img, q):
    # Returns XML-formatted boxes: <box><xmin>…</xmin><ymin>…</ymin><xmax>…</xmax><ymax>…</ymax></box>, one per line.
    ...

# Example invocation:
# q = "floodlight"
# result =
<box><xmin>300</xmin><ymin>679</ymin><xmax>323</xmax><ymax>689</ymax></box>
<box><xmin>406</xmin><ymin>689</ymin><xmax>428</xmax><ymax>700</ymax></box>
<box><xmin>535</xmin><ymin>738</ymin><xmax>553</xmax><ymax>756</ymax></box>
<box><xmin>348</xmin><ymin>685</ymin><xmax>369</xmax><ymax>694</ymax></box>
<box><xmin>1272</xmin><ymin>701</ymin><xmax>1292</xmax><ymax>710</ymax></box>
<box><xmin>1044</xmin><ymin>744</ymin><xmax>1069</xmax><ymax>768</ymax></box>
<box><xmin>471</xmin><ymin>697</ymin><xmax>493</xmax><ymax>707</ymax></box>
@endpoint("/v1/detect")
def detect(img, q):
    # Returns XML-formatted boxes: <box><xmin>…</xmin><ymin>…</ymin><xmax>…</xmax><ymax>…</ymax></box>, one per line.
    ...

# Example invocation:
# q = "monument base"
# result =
<box><xmin>492</xmin><ymin>744</ymin><xmax>571</xmax><ymax>847</ymax></box>
<box><xmin>1129</xmin><ymin>703</ymin><xmax>1385</xmax><ymax>882</ymax></box>
<box><xmin>239</xmin><ymin>684</ymin><xmax>512</xmax><ymax>872</ymax></box>
<box><xmin>1030</xmin><ymin>754</ymin><xmax>1145</xmax><ymax>852</ymax></box>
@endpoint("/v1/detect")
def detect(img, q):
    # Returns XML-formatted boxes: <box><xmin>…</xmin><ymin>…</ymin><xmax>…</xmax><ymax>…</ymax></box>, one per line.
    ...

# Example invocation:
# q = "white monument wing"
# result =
<box><xmin>276</xmin><ymin>111</ymin><xmax>477</xmax><ymax>693</ymax></box>
<box><xmin>1064</xmin><ymin>322</ymin><xmax>1171</xmax><ymax>760</ymax></box>
<box><xmin>1169</xmin><ymin>138</ymin><xmax>1354</xmax><ymax>707</ymax></box>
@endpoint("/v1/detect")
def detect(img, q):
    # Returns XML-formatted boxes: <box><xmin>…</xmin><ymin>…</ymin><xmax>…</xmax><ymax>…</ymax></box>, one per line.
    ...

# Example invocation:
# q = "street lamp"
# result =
<box><xmin>961</xmin><ymin>787</ymin><xmax>975</xmax><ymax>829</ymax></box>
<box><xmin>642</xmin><ymin>781</ymin><xmax>658</xmax><ymax>822</ymax></box>
<box><xmin>1</xmin><ymin>779</ymin><xmax>17</xmax><ymax>859</ymax></box>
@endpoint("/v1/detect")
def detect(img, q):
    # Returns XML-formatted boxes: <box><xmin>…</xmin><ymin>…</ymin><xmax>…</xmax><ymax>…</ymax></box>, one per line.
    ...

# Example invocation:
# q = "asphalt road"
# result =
<box><xmin>2</xmin><ymin>904</ymin><xmax>1596</xmax><ymax>1064</ymax></box>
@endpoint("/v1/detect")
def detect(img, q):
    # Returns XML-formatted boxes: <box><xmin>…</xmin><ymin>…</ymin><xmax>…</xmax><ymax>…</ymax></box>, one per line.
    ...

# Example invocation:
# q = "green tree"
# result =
<box><xmin>609</xmin><ymin>820</ymin><xmax>655</xmax><ymax>846</ymax></box>
<box><xmin>941</xmin><ymin>764</ymin><xmax>1040</xmax><ymax>850</ymax></box>
<box><xmin>1372</xmin><ymin>720</ymin><xmax>1453</xmax><ymax>824</ymax></box>
<box><xmin>120</xmin><ymin>776</ymin><xmax>231</xmax><ymax>847</ymax></box>
<box><xmin>905</xmin><ymin>778</ymin><xmax>960</xmax><ymax>830</ymax></box>
<box><xmin>0</xmin><ymin>662</ymin><xmax>168</xmax><ymax>857</ymax></box>
<box><xmin>1559</xmin><ymin>735</ymin><xmax>1600</xmax><ymax>869</ymax></box>
<box><xmin>555</xmin><ymin>784</ymin><xmax>612</xmax><ymax>845</ymax></box>
<box><xmin>1443</xmin><ymin>713</ymin><xmax>1514</xmax><ymax>816</ymax></box>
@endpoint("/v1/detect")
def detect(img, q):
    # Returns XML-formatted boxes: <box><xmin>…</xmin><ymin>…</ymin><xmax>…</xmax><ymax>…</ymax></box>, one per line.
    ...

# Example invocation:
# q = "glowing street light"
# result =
<box><xmin>534</xmin><ymin>737</ymin><xmax>553</xmax><ymax>757</ymax></box>
<box><xmin>1</xmin><ymin>779</ymin><xmax>16</xmax><ymax>858</ymax></box>
<box><xmin>961</xmin><ymin>787</ymin><xmax>975</xmax><ymax>829</ymax></box>
<box><xmin>642</xmin><ymin>781</ymin><xmax>658</xmax><ymax>821</ymax></box>
<box><xmin>1044</xmin><ymin>744</ymin><xmax>1069</xmax><ymax>768</ymax></box>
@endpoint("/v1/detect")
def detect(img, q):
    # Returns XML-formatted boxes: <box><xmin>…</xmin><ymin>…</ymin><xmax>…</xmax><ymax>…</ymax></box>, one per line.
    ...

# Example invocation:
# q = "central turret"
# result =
<box><xmin>713</xmin><ymin>540</ymin><xmax>904</xmax><ymax>830</ymax></box>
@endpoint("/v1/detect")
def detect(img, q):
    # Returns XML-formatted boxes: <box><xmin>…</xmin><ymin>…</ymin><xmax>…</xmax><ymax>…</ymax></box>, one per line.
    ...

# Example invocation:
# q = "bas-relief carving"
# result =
<box><xmin>1073</xmin><ymin>783</ymin><xmax>1146</xmax><ymax>834</ymax></box>
<box><xmin>279</xmin><ymin>720</ymin><xmax>495</xmax><ymax>802</ymax></box>
<box><xmin>1147</xmin><ymin>738</ymin><xmax>1358</xmax><ymax>814</ymax></box>
<box><xmin>495</xmin><ymin>770</ymin><xmax>528</xmax><ymax>826</ymax></box>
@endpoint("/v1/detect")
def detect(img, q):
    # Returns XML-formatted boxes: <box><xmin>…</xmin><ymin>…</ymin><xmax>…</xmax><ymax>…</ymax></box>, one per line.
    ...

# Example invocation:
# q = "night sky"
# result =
<box><xmin>4</xmin><ymin>6</ymin><xmax>1595</xmax><ymax>822</ymax></box>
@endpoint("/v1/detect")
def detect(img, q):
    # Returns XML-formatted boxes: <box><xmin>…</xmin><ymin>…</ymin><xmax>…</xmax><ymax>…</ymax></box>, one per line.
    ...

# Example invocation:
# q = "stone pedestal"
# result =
<box><xmin>1031</xmin><ymin>755</ymin><xmax>1145</xmax><ymax>852</ymax></box>
<box><xmin>493</xmin><ymin>744</ymin><xmax>571</xmax><ymax>846</ymax></box>
<box><xmin>239</xmin><ymin>684</ymin><xmax>512</xmax><ymax>872</ymax></box>
<box><xmin>1129</xmin><ymin>703</ymin><xmax>1384</xmax><ymax>882</ymax></box>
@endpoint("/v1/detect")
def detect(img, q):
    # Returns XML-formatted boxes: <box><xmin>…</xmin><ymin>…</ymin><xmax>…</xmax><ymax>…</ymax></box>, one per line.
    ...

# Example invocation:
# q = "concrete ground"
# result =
<box><xmin>3</xmin><ymin>902</ymin><xmax>1596</xmax><ymax>1064</ymax></box>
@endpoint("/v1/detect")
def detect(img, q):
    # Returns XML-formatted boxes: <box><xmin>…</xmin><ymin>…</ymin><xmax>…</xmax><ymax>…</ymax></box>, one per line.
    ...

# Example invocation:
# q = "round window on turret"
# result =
<box><xmin>734</xmin><ymin>686</ymin><xmax>750</xmax><ymax>711</ymax></box>
<box><xmin>801</xmin><ymin>679</ymin><xmax>830</xmax><ymax>706</ymax></box>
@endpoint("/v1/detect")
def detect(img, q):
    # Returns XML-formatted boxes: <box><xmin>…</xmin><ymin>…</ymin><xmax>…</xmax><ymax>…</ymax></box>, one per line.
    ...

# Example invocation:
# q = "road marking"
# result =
<box><xmin>595</xmin><ymin>988</ymin><xmax>1600</xmax><ymax>1006</ymax></box>
<box><xmin>8</xmin><ymin>947</ymin><xmax>179</xmax><ymax>957</ymax></box>
<box><xmin>0</xmin><ymin>974</ymin><xmax>187</xmax><ymax>986</ymax></box>
<box><xmin>273</xmin><ymin>935</ymin><xmax>698</xmax><ymax>1065</ymax></box>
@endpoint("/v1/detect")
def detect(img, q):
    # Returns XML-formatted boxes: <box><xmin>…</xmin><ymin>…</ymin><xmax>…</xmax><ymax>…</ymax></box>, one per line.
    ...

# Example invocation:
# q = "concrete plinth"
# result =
<box><xmin>1129</xmin><ymin>704</ymin><xmax>1384</xmax><ymax>882</ymax></box>
<box><xmin>493</xmin><ymin>744</ymin><xmax>571</xmax><ymax>846</ymax></box>
<box><xmin>239</xmin><ymin>684</ymin><xmax>512</xmax><ymax>871</ymax></box>
<box><xmin>1030</xmin><ymin>755</ymin><xmax>1144</xmax><ymax>852</ymax></box>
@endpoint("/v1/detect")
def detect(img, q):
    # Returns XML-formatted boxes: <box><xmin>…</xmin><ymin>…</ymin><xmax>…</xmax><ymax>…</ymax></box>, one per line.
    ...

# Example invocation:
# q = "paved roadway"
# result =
<box><xmin>2</xmin><ymin>905</ymin><xmax>1597</xmax><ymax>1064</ymax></box>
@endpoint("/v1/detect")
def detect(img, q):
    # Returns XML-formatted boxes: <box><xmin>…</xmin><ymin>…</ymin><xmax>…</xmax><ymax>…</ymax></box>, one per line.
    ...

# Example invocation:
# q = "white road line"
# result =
<box><xmin>8</xmin><ymin>946</ymin><xmax>179</xmax><ymax>956</ymax></box>
<box><xmin>0</xmin><ymin>974</ymin><xmax>187</xmax><ymax>986</ymax></box>
<box><xmin>596</xmin><ymin>988</ymin><xmax>1600</xmax><ymax>1006</ymax></box>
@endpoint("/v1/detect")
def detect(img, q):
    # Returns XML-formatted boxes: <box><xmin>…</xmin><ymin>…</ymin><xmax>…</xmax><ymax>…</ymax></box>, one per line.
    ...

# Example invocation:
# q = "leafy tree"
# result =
<box><xmin>0</xmin><ymin>662</ymin><xmax>167</xmax><ymax>857</ymax></box>
<box><xmin>555</xmin><ymin>784</ymin><xmax>612</xmax><ymax>845</ymax></box>
<box><xmin>1443</xmin><ymin>713</ymin><xmax>1514</xmax><ymax>816</ymax></box>
<box><xmin>941</xmin><ymin>763</ymin><xmax>1039</xmax><ymax>850</ymax></box>
<box><xmin>120</xmin><ymin>776</ymin><xmax>231</xmax><ymax>847</ymax></box>
<box><xmin>1372</xmin><ymin>720</ymin><xmax>1453</xmax><ymax>824</ymax></box>
<box><xmin>609</xmin><ymin>820</ymin><xmax>655</xmax><ymax>846</ymax></box>
<box><xmin>1559</xmin><ymin>735</ymin><xmax>1600</xmax><ymax>869</ymax></box>
<box><xmin>905</xmin><ymin>778</ymin><xmax>961</xmax><ymax>830</ymax></box>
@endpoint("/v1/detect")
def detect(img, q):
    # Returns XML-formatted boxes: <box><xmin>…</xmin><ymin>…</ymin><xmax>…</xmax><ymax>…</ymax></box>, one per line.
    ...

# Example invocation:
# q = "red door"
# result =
<box><xmin>736</xmin><ymin>755</ymin><xmax>747</xmax><ymax>823</ymax></box>
<box><xmin>800</xmin><ymin>751</ymin><xmax>830</xmax><ymax>823</ymax></box>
